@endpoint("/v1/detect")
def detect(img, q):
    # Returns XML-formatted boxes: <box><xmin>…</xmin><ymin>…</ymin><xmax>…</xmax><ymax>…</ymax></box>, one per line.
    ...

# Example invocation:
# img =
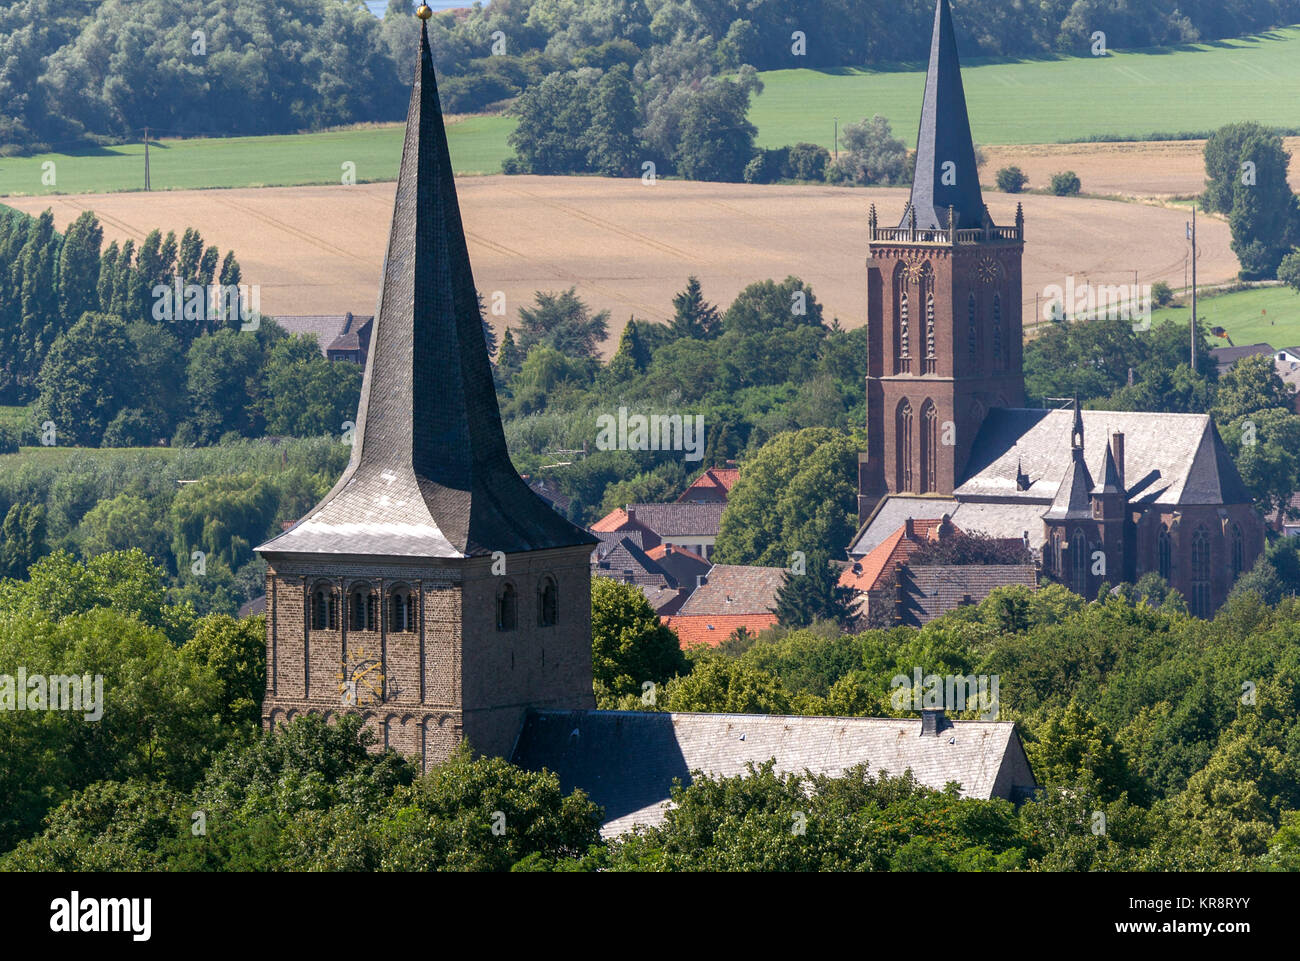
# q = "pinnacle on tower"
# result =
<box><xmin>903</xmin><ymin>0</ymin><xmax>987</xmax><ymax>230</ymax></box>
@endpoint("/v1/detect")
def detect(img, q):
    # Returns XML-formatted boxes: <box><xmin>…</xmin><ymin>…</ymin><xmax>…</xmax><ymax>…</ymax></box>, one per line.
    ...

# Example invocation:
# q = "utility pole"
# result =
<box><xmin>833</xmin><ymin>117</ymin><xmax>838</xmax><ymax>162</ymax></box>
<box><xmin>144</xmin><ymin>126</ymin><xmax>151</xmax><ymax>191</ymax></box>
<box><xmin>1189</xmin><ymin>206</ymin><xmax>1197</xmax><ymax>370</ymax></box>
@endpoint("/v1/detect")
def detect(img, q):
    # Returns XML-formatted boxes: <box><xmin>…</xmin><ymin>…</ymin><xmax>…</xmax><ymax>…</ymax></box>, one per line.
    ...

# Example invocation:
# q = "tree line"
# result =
<box><xmin>5</xmin><ymin>0</ymin><xmax>1300</xmax><ymax>153</ymax></box>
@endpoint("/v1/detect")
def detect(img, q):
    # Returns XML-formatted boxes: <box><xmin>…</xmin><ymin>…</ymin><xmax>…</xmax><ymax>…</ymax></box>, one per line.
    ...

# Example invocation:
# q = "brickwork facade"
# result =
<box><xmin>861</xmin><ymin>220</ymin><xmax>1027</xmax><ymax>521</ymax></box>
<box><xmin>262</xmin><ymin>544</ymin><xmax>595</xmax><ymax>768</ymax></box>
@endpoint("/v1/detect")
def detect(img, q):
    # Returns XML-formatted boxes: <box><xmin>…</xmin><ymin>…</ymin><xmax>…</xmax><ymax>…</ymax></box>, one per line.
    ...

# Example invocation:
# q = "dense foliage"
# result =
<box><xmin>6</xmin><ymin>547</ymin><xmax>1300</xmax><ymax>869</ymax></box>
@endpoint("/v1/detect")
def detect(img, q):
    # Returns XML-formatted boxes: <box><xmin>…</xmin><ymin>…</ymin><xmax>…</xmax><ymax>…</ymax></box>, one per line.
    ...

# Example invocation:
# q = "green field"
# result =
<box><xmin>0</xmin><ymin>115</ymin><xmax>517</xmax><ymax>197</ymax></box>
<box><xmin>6</xmin><ymin>26</ymin><xmax>1300</xmax><ymax>196</ymax></box>
<box><xmin>1151</xmin><ymin>285</ymin><xmax>1300</xmax><ymax>350</ymax></box>
<box><xmin>751</xmin><ymin>27</ymin><xmax>1300</xmax><ymax>149</ymax></box>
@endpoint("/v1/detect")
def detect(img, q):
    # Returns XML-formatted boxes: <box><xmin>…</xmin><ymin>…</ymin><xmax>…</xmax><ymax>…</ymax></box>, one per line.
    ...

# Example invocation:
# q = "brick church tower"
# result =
<box><xmin>256</xmin><ymin>8</ymin><xmax>597</xmax><ymax>768</ymax></box>
<box><xmin>859</xmin><ymin>0</ymin><xmax>1027</xmax><ymax>522</ymax></box>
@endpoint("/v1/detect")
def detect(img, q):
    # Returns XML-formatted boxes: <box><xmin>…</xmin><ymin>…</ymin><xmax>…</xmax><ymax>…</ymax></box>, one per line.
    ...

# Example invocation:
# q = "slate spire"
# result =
<box><xmin>903</xmin><ymin>0</ymin><xmax>987</xmax><ymax>230</ymax></box>
<box><xmin>1094</xmin><ymin>439</ymin><xmax>1124</xmax><ymax>495</ymax></box>
<box><xmin>258</xmin><ymin>13</ymin><xmax>594</xmax><ymax>559</ymax></box>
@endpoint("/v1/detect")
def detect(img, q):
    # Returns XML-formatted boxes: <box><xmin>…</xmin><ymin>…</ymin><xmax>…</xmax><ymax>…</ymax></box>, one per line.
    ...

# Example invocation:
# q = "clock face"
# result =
<box><xmin>975</xmin><ymin>256</ymin><xmax>1002</xmax><ymax>285</ymax></box>
<box><xmin>338</xmin><ymin>646</ymin><xmax>384</xmax><ymax>706</ymax></box>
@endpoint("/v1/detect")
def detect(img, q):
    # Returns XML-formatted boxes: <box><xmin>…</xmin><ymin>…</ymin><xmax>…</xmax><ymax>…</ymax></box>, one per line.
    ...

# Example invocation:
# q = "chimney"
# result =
<box><xmin>625</xmin><ymin>506</ymin><xmax>636</xmax><ymax>523</ymax></box>
<box><xmin>1111</xmin><ymin>432</ymin><xmax>1125</xmax><ymax>487</ymax></box>
<box><xmin>696</xmin><ymin>574</ymin><xmax>707</xmax><ymax>589</ymax></box>
<box><xmin>920</xmin><ymin>708</ymin><xmax>947</xmax><ymax>737</ymax></box>
<box><xmin>904</xmin><ymin>517</ymin><xmax>916</xmax><ymax>538</ymax></box>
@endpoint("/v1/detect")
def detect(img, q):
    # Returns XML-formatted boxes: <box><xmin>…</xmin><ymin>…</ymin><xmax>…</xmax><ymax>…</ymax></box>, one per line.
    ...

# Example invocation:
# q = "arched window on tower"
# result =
<box><xmin>1071</xmin><ymin>531</ymin><xmax>1088</xmax><ymax>596</ymax></box>
<box><xmin>349</xmin><ymin>582</ymin><xmax>376</xmax><ymax>631</ymax></box>
<box><xmin>1231</xmin><ymin>523</ymin><xmax>1245</xmax><ymax>578</ymax></box>
<box><xmin>992</xmin><ymin>295</ymin><xmax>1003</xmax><ymax>369</ymax></box>
<box><xmin>1158</xmin><ymin>525</ymin><xmax>1172</xmax><ymax>580</ymax></box>
<box><xmin>310</xmin><ymin>582</ymin><xmax>337</xmax><ymax>631</ymax></box>
<box><xmin>896</xmin><ymin>399</ymin><xmax>914</xmax><ymax>493</ymax></box>
<box><xmin>894</xmin><ymin>263</ymin><xmax>910</xmax><ymax>374</ymax></box>
<box><xmin>1191</xmin><ymin>527</ymin><xmax>1211</xmax><ymax>617</ymax></box>
<box><xmin>388</xmin><ymin>585</ymin><xmax>414</xmax><ymax>633</ymax></box>
<box><xmin>967</xmin><ymin>293</ymin><xmax>979</xmax><ymax>371</ymax></box>
<box><xmin>496</xmin><ymin>582</ymin><xmax>517</xmax><ymax>631</ymax></box>
<box><xmin>920</xmin><ymin>400</ymin><xmax>938</xmax><ymax>494</ymax></box>
<box><xmin>538</xmin><ymin>576</ymin><xmax>558</xmax><ymax>627</ymax></box>
<box><xmin>924</xmin><ymin>294</ymin><xmax>937</xmax><ymax>373</ymax></box>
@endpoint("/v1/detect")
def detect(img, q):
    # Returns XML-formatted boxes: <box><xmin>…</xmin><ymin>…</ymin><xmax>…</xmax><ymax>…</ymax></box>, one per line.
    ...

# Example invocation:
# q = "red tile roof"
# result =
<box><xmin>645</xmin><ymin>544</ymin><xmax>707</xmax><ymax>564</ymax></box>
<box><xmin>840</xmin><ymin>518</ymin><xmax>952</xmax><ymax>593</ymax></box>
<box><xmin>677</xmin><ymin>467</ymin><xmax>740</xmax><ymax>502</ymax></box>
<box><xmin>662</xmin><ymin>613</ymin><xmax>778</xmax><ymax>648</ymax></box>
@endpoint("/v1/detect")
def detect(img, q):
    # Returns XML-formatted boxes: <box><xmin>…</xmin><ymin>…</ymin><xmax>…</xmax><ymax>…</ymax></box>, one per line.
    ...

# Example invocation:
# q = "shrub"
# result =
<box><xmin>0</xmin><ymin>424</ymin><xmax>17</xmax><ymax>455</ymax></box>
<box><xmin>1050</xmin><ymin>171</ymin><xmax>1082</xmax><ymax>196</ymax></box>
<box><xmin>787</xmin><ymin>142</ymin><xmax>830</xmax><ymax>181</ymax></box>
<box><xmin>996</xmin><ymin>165</ymin><xmax>1029</xmax><ymax>193</ymax></box>
<box><xmin>1151</xmin><ymin>281</ymin><xmax>1175</xmax><ymax>307</ymax></box>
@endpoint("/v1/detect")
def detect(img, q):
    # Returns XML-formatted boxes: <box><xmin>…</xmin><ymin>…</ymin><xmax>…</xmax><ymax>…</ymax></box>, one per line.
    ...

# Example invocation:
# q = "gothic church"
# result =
<box><xmin>852</xmin><ymin>0</ymin><xmax>1264</xmax><ymax>617</ymax></box>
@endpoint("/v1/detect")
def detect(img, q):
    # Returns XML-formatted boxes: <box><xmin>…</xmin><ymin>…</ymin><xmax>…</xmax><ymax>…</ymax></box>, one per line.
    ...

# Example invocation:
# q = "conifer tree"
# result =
<box><xmin>670</xmin><ymin>276</ymin><xmax>721</xmax><ymax>339</ymax></box>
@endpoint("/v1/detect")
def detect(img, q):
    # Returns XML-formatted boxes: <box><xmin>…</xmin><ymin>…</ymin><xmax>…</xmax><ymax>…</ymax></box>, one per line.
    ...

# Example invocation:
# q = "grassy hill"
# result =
<box><xmin>0</xmin><ymin>116</ymin><xmax>516</xmax><ymax>197</ymax></box>
<box><xmin>1152</xmin><ymin>285</ymin><xmax>1300</xmax><ymax>351</ymax></box>
<box><xmin>751</xmin><ymin>27</ymin><xmax>1300</xmax><ymax>149</ymax></box>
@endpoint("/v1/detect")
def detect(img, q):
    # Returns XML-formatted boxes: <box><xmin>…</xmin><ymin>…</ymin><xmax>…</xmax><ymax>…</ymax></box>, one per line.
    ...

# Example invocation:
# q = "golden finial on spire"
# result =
<box><xmin>416</xmin><ymin>4</ymin><xmax>433</xmax><ymax>19</ymax></box>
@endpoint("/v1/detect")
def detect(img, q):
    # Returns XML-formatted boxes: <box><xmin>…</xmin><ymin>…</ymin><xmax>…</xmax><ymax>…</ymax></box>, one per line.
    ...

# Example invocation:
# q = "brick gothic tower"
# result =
<box><xmin>859</xmin><ymin>0</ymin><xmax>1026</xmax><ymax>522</ymax></box>
<box><xmin>256</xmin><ymin>10</ymin><xmax>597</xmax><ymax>768</ymax></box>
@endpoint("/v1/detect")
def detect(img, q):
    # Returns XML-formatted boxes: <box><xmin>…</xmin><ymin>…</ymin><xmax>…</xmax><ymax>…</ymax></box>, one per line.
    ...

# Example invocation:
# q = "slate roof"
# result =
<box><xmin>947</xmin><ymin>501</ymin><xmax>1050</xmax><ymax>550</ymax></box>
<box><xmin>676</xmin><ymin>564</ymin><xmax>786</xmax><ymax>616</ymax></box>
<box><xmin>645</xmin><ymin>543</ymin><xmax>711</xmax><ymax>588</ymax></box>
<box><xmin>512</xmin><ymin>709</ymin><xmax>1037</xmax><ymax>835</ymax></box>
<box><xmin>904</xmin><ymin>0</ymin><xmax>986</xmax><ymax>231</ymax></box>
<box><xmin>592</xmin><ymin>536</ymin><xmax>671</xmax><ymax>588</ymax></box>
<box><xmin>269</xmin><ymin>315</ymin><xmax>354</xmax><ymax>354</ymax></box>
<box><xmin>1044</xmin><ymin>447</ymin><xmax>1095</xmax><ymax>520</ymax></box>
<box><xmin>898</xmin><ymin>565</ymin><xmax>1038</xmax><ymax>627</ymax></box>
<box><xmin>1209</xmin><ymin>343</ymin><xmax>1273</xmax><ymax>372</ymax></box>
<box><xmin>849</xmin><ymin>495</ymin><xmax>959</xmax><ymax>557</ymax></box>
<box><xmin>662</xmin><ymin>612</ymin><xmax>778</xmax><ymax>648</ymax></box>
<box><xmin>325</xmin><ymin>312</ymin><xmax>374</xmax><ymax>355</ymax></box>
<box><xmin>628</xmin><ymin>503</ymin><xmax>726</xmax><ymax>538</ymax></box>
<box><xmin>257</xmin><ymin>21</ymin><xmax>593</xmax><ymax>560</ymax></box>
<box><xmin>956</xmin><ymin>408</ymin><xmax>1251</xmax><ymax>507</ymax></box>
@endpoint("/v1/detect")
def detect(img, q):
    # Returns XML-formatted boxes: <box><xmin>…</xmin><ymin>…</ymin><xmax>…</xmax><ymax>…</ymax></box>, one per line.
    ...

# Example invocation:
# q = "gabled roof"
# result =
<box><xmin>512</xmin><ymin>710</ymin><xmax>1037</xmax><ymax>836</ymax></box>
<box><xmin>257</xmin><ymin>19</ymin><xmax>593</xmax><ymax>559</ymax></box>
<box><xmin>592</xmin><ymin>536</ymin><xmax>671</xmax><ymax>588</ymax></box>
<box><xmin>904</xmin><ymin>0</ymin><xmax>987</xmax><ymax>231</ymax></box>
<box><xmin>956</xmin><ymin>408</ymin><xmax>1251</xmax><ymax>507</ymax></box>
<box><xmin>677</xmin><ymin>564</ymin><xmax>786</xmax><ymax>616</ymax></box>
<box><xmin>625</xmin><ymin>503</ymin><xmax>726</xmax><ymax>538</ymax></box>
<box><xmin>676</xmin><ymin>467</ymin><xmax>740</xmax><ymax>502</ymax></box>
<box><xmin>645</xmin><ymin>543</ymin><xmax>711</xmax><ymax>588</ymax></box>
<box><xmin>840</xmin><ymin>518</ymin><xmax>949</xmax><ymax>593</ymax></box>
<box><xmin>1209</xmin><ymin>343</ymin><xmax>1273</xmax><ymax>368</ymax></box>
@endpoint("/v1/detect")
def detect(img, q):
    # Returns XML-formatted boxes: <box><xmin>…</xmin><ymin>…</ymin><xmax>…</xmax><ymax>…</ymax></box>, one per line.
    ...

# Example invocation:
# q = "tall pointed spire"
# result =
<box><xmin>904</xmin><ymin>0</ymin><xmax>986</xmax><ymax>230</ymax></box>
<box><xmin>258</xmin><ymin>12</ymin><xmax>593</xmax><ymax>558</ymax></box>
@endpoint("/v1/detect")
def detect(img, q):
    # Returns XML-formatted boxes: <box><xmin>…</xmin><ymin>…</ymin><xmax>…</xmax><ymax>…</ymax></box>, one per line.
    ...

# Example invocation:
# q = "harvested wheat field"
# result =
<box><xmin>983</xmin><ymin>138</ymin><xmax>1300</xmax><ymax>203</ymax></box>
<box><xmin>7</xmin><ymin>174</ymin><xmax>1239</xmax><ymax>355</ymax></box>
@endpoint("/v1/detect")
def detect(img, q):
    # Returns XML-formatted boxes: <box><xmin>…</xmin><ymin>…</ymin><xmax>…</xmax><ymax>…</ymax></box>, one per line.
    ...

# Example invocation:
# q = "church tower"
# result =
<box><xmin>859</xmin><ymin>0</ymin><xmax>1026</xmax><ymax>522</ymax></box>
<box><xmin>256</xmin><ymin>8</ymin><xmax>597</xmax><ymax>768</ymax></box>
